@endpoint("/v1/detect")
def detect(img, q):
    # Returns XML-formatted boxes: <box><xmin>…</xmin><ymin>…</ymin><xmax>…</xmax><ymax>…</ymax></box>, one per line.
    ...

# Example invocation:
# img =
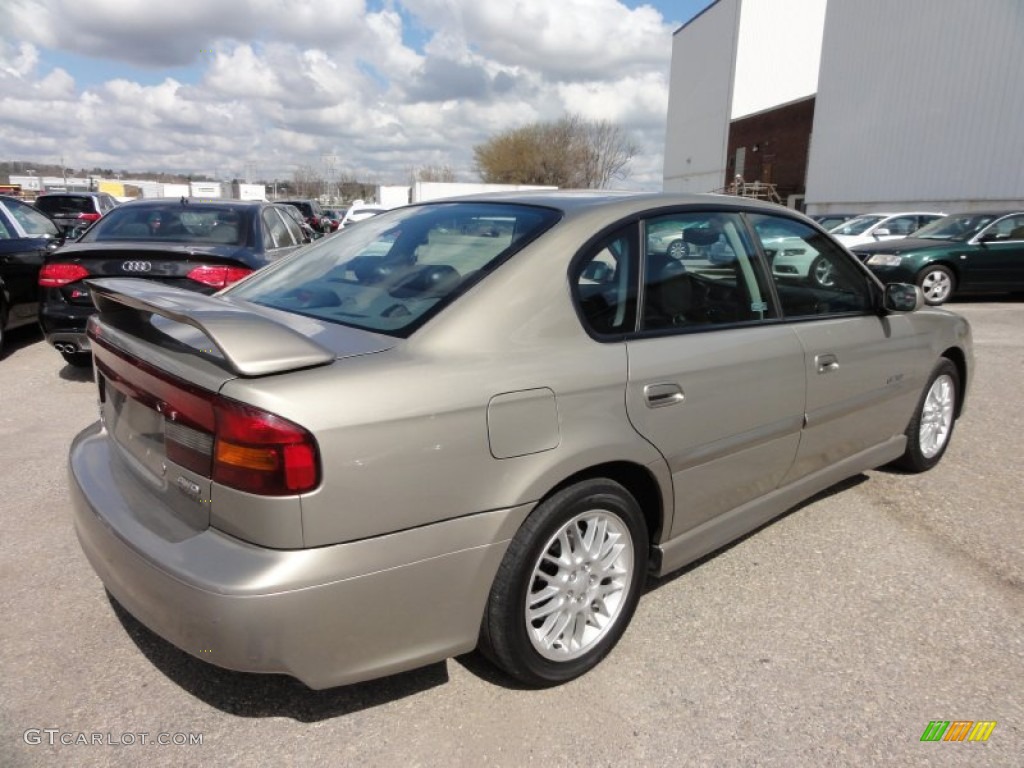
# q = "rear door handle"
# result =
<box><xmin>644</xmin><ymin>383</ymin><xmax>685</xmax><ymax>408</ymax></box>
<box><xmin>816</xmin><ymin>353</ymin><xmax>839</xmax><ymax>374</ymax></box>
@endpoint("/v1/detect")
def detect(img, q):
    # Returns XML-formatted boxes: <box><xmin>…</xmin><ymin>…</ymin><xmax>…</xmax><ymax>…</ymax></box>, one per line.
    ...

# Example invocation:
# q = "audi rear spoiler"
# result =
<box><xmin>88</xmin><ymin>278</ymin><xmax>336</xmax><ymax>377</ymax></box>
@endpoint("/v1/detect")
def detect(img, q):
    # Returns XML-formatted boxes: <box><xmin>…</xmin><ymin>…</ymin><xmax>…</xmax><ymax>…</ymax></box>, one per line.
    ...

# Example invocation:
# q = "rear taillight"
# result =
<box><xmin>39</xmin><ymin>263</ymin><xmax>90</xmax><ymax>287</ymax></box>
<box><xmin>77</xmin><ymin>212</ymin><xmax>101</xmax><ymax>222</ymax></box>
<box><xmin>213</xmin><ymin>400</ymin><xmax>319</xmax><ymax>494</ymax></box>
<box><xmin>186</xmin><ymin>265</ymin><xmax>253</xmax><ymax>289</ymax></box>
<box><xmin>95</xmin><ymin>350</ymin><xmax>320</xmax><ymax>496</ymax></box>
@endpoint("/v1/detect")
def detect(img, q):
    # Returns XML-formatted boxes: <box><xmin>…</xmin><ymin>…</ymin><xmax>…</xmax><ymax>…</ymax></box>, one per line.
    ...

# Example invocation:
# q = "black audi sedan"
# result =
<box><xmin>1</xmin><ymin>195</ymin><xmax>66</xmax><ymax>357</ymax></box>
<box><xmin>38</xmin><ymin>198</ymin><xmax>312</xmax><ymax>366</ymax></box>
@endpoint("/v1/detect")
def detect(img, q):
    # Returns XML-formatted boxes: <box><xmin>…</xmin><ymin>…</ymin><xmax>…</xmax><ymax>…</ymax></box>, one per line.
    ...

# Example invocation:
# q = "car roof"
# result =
<box><xmin>36</xmin><ymin>191</ymin><xmax>106</xmax><ymax>198</ymax></box>
<box><xmin>419</xmin><ymin>190</ymin><xmax>806</xmax><ymax>218</ymax></box>
<box><xmin>945</xmin><ymin>209</ymin><xmax>1024</xmax><ymax>217</ymax></box>
<box><xmin>113</xmin><ymin>197</ymin><xmax>269</xmax><ymax>209</ymax></box>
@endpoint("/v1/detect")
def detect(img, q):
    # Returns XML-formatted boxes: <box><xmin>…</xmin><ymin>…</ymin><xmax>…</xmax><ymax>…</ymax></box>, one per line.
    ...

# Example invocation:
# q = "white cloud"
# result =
<box><xmin>1</xmin><ymin>0</ymin><xmax>675</xmax><ymax>189</ymax></box>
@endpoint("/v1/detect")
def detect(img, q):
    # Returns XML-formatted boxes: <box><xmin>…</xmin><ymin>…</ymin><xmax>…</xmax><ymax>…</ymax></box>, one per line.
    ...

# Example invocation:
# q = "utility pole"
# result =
<box><xmin>320</xmin><ymin>153</ymin><xmax>337</xmax><ymax>203</ymax></box>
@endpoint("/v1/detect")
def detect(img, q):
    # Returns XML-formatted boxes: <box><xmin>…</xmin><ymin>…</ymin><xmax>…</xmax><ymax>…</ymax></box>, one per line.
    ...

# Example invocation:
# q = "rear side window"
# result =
<box><xmin>573</xmin><ymin>227</ymin><xmax>637</xmax><ymax>335</ymax></box>
<box><xmin>263</xmin><ymin>208</ymin><xmax>296</xmax><ymax>249</ymax></box>
<box><xmin>228</xmin><ymin>202</ymin><xmax>560</xmax><ymax>337</ymax></box>
<box><xmin>640</xmin><ymin>212</ymin><xmax>773</xmax><ymax>330</ymax></box>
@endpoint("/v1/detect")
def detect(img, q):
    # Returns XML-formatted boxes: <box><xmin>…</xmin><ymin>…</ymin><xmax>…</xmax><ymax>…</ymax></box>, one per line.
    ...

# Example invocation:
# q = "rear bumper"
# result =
<box><xmin>69</xmin><ymin>422</ymin><xmax>530</xmax><ymax>689</ymax></box>
<box><xmin>40</xmin><ymin>297</ymin><xmax>94</xmax><ymax>351</ymax></box>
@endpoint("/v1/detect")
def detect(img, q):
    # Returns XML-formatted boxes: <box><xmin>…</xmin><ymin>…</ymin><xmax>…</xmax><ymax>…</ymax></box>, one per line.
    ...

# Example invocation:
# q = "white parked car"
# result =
<box><xmin>831</xmin><ymin>212</ymin><xmax>945</xmax><ymax>248</ymax></box>
<box><xmin>340</xmin><ymin>202</ymin><xmax>388</xmax><ymax>228</ymax></box>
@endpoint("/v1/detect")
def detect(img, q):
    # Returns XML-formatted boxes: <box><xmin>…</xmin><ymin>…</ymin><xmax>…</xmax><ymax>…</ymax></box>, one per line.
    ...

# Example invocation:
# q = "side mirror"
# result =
<box><xmin>873</xmin><ymin>228</ymin><xmax>891</xmax><ymax>237</ymax></box>
<box><xmin>883</xmin><ymin>283</ymin><xmax>924</xmax><ymax>312</ymax></box>
<box><xmin>978</xmin><ymin>231</ymin><xmax>1001</xmax><ymax>242</ymax></box>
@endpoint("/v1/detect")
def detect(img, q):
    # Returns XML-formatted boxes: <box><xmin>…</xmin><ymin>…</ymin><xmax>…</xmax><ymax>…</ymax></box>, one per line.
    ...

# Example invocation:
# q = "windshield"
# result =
<box><xmin>80</xmin><ymin>204</ymin><xmax>250</xmax><ymax>245</ymax></box>
<box><xmin>830</xmin><ymin>215</ymin><xmax>884</xmax><ymax>235</ymax></box>
<box><xmin>227</xmin><ymin>202</ymin><xmax>560</xmax><ymax>337</ymax></box>
<box><xmin>910</xmin><ymin>213</ymin><xmax>997</xmax><ymax>240</ymax></box>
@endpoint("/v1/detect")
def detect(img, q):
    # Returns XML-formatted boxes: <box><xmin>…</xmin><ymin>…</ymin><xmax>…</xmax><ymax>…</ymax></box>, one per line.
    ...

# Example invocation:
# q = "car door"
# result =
<box><xmin>961</xmin><ymin>214</ymin><xmax>1024</xmax><ymax>290</ymax></box>
<box><xmin>747</xmin><ymin>213</ymin><xmax>930</xmax><ymax>483</ymax></box>
<box><xmin>0</xmin><ymin>200</ymin><xmax>60</xmax><ymax>321</ymax></box>
<box><xmin>610</xmin><ymin>212</ymin><xmax>806</xmax><ymax>538</ymax></box>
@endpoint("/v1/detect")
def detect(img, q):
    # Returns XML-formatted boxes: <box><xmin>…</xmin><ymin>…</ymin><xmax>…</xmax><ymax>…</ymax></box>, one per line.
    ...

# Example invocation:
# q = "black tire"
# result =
<box><xmin>480</xmin><ymin>478</ymin><xmax>648</xmax><ymax>687</ymax></box>
<box><xmin>893</xmin><ymin>359</ymin><xmax>959</xmax><ymax>472</ymax></box>
<box><xmin>62</xmin><ymin>351</ymin><xmax>93</xmax><ymax>368</ymax></box>
<box><xmin>916</xmin><ymin>265</ymin><xmax>956</xmax><ymax>306</ymax></box>
<box><xmin>809</xmin><ymin>255</ymin><xmax>835</xmax><ymax>288</ymax></box>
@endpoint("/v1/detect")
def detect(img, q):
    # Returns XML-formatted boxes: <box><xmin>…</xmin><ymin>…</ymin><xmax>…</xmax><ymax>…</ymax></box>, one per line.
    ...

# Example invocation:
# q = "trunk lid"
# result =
<box><xmin>87</xmin><ymin>278</ymin><xmax>397</xmax><ymax>543</ymax></box>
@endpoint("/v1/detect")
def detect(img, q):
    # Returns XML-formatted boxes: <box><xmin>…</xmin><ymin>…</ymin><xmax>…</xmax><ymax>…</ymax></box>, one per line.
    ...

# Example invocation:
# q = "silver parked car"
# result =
<box><xmin>69</xmin><ymin>192</ymin><xmax>972</xmax><ymax>689</ymax></box>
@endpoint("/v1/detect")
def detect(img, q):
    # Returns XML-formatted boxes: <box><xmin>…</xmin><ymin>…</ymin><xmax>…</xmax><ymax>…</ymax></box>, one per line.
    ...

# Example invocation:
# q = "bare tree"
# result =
<box><xmin>412</xmin><ymin>164</ymin><xmax>457</xmax><ymax>183</ymax></box>
<box><xmin>473</xmin><ymin>114</ymin><xmax>637</xmax><ymax>188</ymax></box>
<box><xmin>292</xmin><ymin>165</ymin><xmax>324</xmax><ymax>198</ymax></box>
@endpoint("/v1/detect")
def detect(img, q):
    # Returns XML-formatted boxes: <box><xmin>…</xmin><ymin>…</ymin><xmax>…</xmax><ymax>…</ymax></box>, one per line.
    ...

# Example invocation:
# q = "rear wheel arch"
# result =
<box><xmin>537</xmin><ymin>461</ymin><xmax>665</xmax><ymax>546</ymax></box>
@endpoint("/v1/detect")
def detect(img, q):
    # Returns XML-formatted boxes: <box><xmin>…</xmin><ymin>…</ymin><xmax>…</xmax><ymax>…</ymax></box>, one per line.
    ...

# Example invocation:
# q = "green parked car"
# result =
<box><xmin>852</xmin><ymin>211</ymin><xmax>1024</xmax><ymax>305</ymax></box>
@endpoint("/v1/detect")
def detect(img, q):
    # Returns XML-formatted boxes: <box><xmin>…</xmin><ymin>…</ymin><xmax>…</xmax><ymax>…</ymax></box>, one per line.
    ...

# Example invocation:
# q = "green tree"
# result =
<box><xmin>473</xmin><ymin>114</ymin><xmax>637</xmax><ymax>188</ymax></box>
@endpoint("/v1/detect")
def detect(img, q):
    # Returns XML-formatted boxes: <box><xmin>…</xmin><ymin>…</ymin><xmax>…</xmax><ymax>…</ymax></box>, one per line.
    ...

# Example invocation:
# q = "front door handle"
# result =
<box><xmin>816</xmin><ymin>353</ymin><xmax>840</xmax><ymax>374</ymax></box>
<box><xmin>644</xmin><ymin>383</ymin><xmax>685</xmax><ymax>408</ymax></box>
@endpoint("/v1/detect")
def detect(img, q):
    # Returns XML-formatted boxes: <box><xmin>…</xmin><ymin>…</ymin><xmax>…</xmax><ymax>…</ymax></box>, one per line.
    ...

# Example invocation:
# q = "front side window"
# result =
<box><xmin>982</xmin><ymin>214</ymin><xmax>1024</xmax><ymax>240</ymax></box>
<box><xmin>228</xmin><ymin>202</ymin><xmax>560</xmax><ymax>337</ymax></box>
<box><xmin>750</xmin><ymin>214</ymin><xmax>872</xmax><ymax>317</ymax></box>
<box><xmin>641</xmin><ymin>212</ymin><xmax>772</xmax><ymax>330</ymax></box>
<box><xmin>913</xmin><ymin>214</ymin><xmax>996</xmax><ymax>241</ymax></box>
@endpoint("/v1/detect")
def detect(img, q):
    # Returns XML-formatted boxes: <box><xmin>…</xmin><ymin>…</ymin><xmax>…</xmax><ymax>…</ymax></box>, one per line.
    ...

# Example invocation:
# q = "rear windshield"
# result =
<box><xmin>80</xmin><ymin>204</ymin><xmax>249</xmax><ymax>245</ymax></box>
<box><xmin>226</xmin><ymin>202</ymin><xmax>560</xmax><ymax>336</ymax></box>
<box><xmin>35</xmin><ymin>196</ymin><xmax>96</xmax><ymax>215</ymax></box>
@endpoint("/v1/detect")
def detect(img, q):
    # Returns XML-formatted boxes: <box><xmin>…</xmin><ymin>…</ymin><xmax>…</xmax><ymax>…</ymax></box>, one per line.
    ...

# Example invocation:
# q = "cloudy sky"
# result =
<box><xmin>1</xmin><ymin>0</ymin><xmax>713</xmax><ymax>190</ymax></box>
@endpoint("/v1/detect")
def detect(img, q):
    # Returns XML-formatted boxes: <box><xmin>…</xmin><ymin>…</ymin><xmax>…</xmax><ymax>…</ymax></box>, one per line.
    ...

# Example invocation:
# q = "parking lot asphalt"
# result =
<box><xmin>1</xmin><ymin>299</ymin><xmax>1021</xmax><ymax>767</ymax></box>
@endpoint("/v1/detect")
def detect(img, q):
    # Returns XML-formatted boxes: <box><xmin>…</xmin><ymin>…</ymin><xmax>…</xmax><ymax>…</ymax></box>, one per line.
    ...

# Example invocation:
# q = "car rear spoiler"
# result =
<box><xmin>88</xmin><ymin>278</ymin><xmax>336</xmax><ymax>377</ymax></box>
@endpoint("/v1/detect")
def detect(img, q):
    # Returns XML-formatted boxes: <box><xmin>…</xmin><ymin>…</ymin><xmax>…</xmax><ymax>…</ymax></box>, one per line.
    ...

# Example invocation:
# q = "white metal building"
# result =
<box><xmin>664</xmin><ymin>0</ymin><xmax>1024</xmax><ymax>213</ymax></box>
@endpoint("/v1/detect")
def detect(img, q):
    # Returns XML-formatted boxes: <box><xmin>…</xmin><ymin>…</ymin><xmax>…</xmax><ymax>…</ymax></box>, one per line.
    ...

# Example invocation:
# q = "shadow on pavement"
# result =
<box><xmin>108</xmin><ymin>594</ymin><xmax>449</xmax><ymax>720</ymax></box>
<box><xmin>0</xmin><ymin>323</ymin><xmax>43</xmax><ymax>359</ymax></box>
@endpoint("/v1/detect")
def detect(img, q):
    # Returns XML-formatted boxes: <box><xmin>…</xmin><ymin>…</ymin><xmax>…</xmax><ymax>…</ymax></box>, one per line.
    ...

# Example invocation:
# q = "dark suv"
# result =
<box><xmin>278</xmin><ymin>199</ymin><xmax>330</xmax><ymax>234</ymax></box>
<box><xmin>34</xmin><ymin>192</ymin><xmax>119</xmax><ymax>237</ymax></box>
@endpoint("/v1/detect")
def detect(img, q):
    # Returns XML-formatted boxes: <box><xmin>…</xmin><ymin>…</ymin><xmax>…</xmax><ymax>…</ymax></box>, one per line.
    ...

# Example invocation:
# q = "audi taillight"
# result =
<box><xmin>186</xmin><ymin>265</ymin><xmax>253</xmax><ymax>289</ymax></box>
<box><xmin>77</xmin><ymin>212</ymin><xmax>101</xmax><ymax>222</ymax></box>
<box><xmin>39</xmin><ymin>263</ymin><xmax>90</xmax><ymax>287</ymax></box>
<box><xmin>94</xmin><ymin>350</ymin><xmax>320</xmax><ymax>496</ymax></box>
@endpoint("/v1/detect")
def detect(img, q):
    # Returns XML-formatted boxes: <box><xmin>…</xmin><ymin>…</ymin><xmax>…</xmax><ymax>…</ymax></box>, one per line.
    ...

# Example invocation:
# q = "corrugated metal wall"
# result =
<box><xmin>806</xmin><ymin>0</ymin><xmax>1024</xmax><ymax>212</ymax></box>
<box><xmin>663</xmin><ymin>0</ymin><xmax>741</xmax><ymax>193</ymax></box>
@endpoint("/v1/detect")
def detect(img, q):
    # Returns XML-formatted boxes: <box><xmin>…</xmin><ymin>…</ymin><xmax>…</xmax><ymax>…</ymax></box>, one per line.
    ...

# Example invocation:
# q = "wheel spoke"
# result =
<box><xmin>524</xmin><ymin>506</ymin><xmax>635</xmax><ymax>662</ymax></box>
